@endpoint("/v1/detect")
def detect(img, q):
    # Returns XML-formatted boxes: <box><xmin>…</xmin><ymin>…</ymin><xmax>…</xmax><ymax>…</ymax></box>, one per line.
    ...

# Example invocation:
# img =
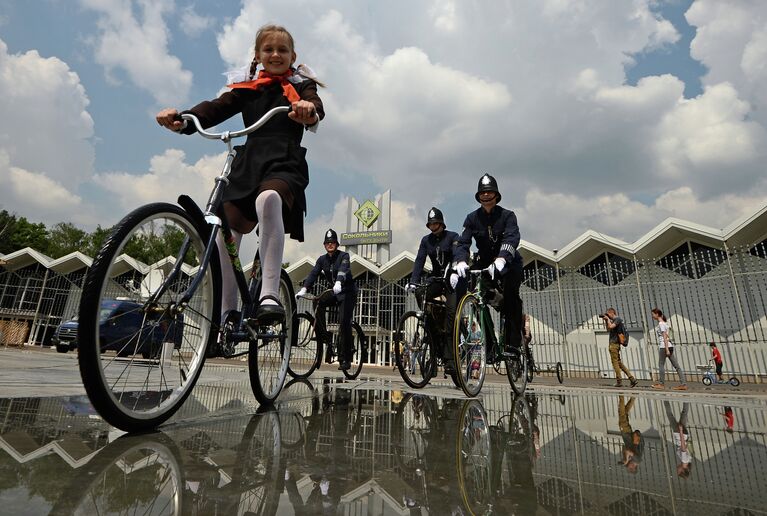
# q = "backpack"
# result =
<box><xmin>618</xmin><ymin>323</ymin><xmax>630</xmax><ymax>347</ymax></box>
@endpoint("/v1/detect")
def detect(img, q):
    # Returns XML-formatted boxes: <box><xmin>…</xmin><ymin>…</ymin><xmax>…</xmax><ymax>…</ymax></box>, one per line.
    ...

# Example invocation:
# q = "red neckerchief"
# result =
<box><xmin>227</xmin><ymin>69</ymin><xmax>300</xmax><ymax>103</ymax></box>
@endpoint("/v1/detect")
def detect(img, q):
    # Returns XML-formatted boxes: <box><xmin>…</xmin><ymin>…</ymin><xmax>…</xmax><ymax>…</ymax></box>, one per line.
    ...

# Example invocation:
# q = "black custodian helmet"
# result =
<box><xmin>323</xmin><ymin>229</ymin><xmax>339</xmax><ymax>244</ymax></box>
<box><xmin>426</xmin><ymin>207</ymin><xmax>445</xmax><ymax>228</ymax></box>
<box><xmin>475</xmin><ymin>173</ymin><xmax>501</xmax><ymax>203</ymax></box>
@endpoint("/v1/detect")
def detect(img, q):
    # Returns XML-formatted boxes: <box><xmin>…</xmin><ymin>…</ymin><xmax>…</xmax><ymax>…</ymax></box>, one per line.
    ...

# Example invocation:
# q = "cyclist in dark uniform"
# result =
<box><xmin>296</xmin><ymin>229</ymin><xmax>357</xmax><ymax>370</ymax></box>
<box><xmin>407</xmin><ymin>207</ymin><xmax>465</xmax><ymax>371</ymax></box>
<box><xmin>454</xmin><ymin>173</ymin><xmax>523</xmax><ymax>358</ymax></box>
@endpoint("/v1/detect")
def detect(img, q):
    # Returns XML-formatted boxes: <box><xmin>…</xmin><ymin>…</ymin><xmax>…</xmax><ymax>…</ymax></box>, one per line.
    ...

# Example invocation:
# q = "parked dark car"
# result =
<box><xmin>52</xmin><ymin>299</ymin><xmax>183</xmax><ymax>359</ymax></box>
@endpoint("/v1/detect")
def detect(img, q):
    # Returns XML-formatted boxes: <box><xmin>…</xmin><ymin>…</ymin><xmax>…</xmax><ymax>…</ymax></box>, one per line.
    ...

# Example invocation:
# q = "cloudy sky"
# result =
<box><xmin>1</xmin><ymin>0</ymin><xmax>765</xmax><ymax>263</ymax></box>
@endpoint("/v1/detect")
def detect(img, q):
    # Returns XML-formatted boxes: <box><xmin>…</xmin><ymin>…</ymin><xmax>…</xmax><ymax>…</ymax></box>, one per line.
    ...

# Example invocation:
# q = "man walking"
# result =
<box><xmin>601</xmin><ymin>308</ymin><xmax>637</xmax><ymax>387</ymax></box>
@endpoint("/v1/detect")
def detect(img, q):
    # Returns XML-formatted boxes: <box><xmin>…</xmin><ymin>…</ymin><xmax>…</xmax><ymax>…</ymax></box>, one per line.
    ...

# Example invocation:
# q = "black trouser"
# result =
<box><xmin>499</xmin><ymin>264</ymin><xmax>523</xmax><ymax>351</ymax></box>
<box><xmin>315</xmin><ymin>290</ymin><xmax>357</xmax><ymax>362</ymax></box>
<box><xmin>415</xmin><ymin>278</ymin><xmax>466</xmax><ymax>362</ymax></box>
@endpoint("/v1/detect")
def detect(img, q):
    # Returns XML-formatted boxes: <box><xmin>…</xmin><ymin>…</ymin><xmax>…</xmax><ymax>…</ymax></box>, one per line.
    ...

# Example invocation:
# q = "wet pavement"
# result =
<box><xmin>1</xmin><ymin>348</ymin><xmax>766</xmax><ymax>515</ymax></box>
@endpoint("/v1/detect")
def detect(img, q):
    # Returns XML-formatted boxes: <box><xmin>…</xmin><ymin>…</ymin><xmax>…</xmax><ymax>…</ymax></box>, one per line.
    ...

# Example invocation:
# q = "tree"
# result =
<box><xmin>0</xmin><ymin>210</ymin><xmax>17</xmax><ymax>254</ymax></box>
<box><xmin>85</xmin><ymin>225</ymin><xmax>113</xmax><ymax>257</ymax></box>
<box><xmin>46</xmin><ymin>222</ymin><xmax>89</xmax><ymax>258</ymax></box>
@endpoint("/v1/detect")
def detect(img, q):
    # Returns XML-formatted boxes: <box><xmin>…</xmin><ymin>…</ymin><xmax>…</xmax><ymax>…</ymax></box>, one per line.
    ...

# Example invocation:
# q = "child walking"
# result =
<box><xmin>156</xmin><ymin>24</ymin><xmax>324</xmax><ymax>325</ymax></box>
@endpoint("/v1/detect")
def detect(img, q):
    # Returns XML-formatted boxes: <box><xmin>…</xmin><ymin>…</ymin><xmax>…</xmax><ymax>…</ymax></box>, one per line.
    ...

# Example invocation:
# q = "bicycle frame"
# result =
<box><xmin>145</xmin><ymin>107</ymin><xmax>291</xmax><ymax>351</ymax></box>
<box><xmin>465</xmin><ymin>271</ymin><xmax>502</xmax><ymax>359</ymax></box>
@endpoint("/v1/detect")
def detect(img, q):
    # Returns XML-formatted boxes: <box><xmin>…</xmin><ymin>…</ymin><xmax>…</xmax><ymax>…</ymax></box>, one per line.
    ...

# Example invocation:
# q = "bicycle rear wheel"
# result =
<box><xmin>506</xmin><ymin>341</ymin><xmax>529</xmax><ymax>395</ymax></box>
<box><xmin>78</xmin><ymin>203</ymin><xmax>220</xmax><ymax>432</ymax></box>
<box><xmin>556</xmin><ymin>362</ymin><xmax>564</xmax><ymax>384</ymax></box>
<box><xmin>343</xmin><ymin>322</ymin><xmax>365</xmax><ymax>380</ymax></box>
<box><xmin>249</xmin><ymin>269</ymin><xmax>295</xmax><ymax>404</ymax></box>
<box><xmin>453</xmin><ymin>294</ymin><xmax>486</xmax><ymax>397</ymax></box>
<box><xmin>287</xmin><ymin>313</ymin><xmax>319</xmax><ymax>379</ymax></box>
<box><xmin>526</xmin><ymin>351</ymin><xmax>535</xmax><ymax>383</ymax></box>
<box><xmin>395</xmin><ymin>311</ymin><xmax>435</xmax><ymax>389</ymax></box>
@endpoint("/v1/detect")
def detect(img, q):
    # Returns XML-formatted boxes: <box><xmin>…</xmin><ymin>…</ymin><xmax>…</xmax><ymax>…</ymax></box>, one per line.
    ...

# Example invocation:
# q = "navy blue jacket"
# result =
<box><xmin>410</xmin><ymin>230</ymin><xmax>459</xmax><ymax>284</ymax></box>
<box><xmin>303</xmin><ymin>251</ymin><xmax>356</xmax><ymax>293</ymax></box>
<box><xmin>455</xmin><ymin>206</ymin><xmax>522</xmax><ymax>268</ymax></box>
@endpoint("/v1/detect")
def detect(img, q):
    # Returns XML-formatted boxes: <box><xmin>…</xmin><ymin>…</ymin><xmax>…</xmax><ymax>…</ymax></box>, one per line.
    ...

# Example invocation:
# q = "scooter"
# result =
<box><xmin>697</xmin><ymin>360</ymin><xmax>740</xmax><ymax>387</ymax></box>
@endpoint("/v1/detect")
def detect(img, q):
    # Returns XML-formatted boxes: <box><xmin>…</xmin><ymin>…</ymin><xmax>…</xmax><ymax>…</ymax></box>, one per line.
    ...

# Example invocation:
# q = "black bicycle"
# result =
<box><xmin>78</xmin><ymin>107</ymin><xmax>297</xmax><ymax>432</ymax></box>
<box><xmin>394</xmin><ymin>279</ymin><xmax>460</xmax><ymax>389</ymax></box>
<box><xmin>288</xmin><ymin>289</ymin><xmax>365</xmax><ymax>380</ymax></box>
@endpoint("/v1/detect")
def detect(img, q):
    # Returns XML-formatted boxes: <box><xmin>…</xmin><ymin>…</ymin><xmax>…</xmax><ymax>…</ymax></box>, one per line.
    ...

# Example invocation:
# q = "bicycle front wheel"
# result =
<box><xmin>287</xmin><ymin>313</ymin><xmax>319</xmax><ymax>379</ymax></box>
<box><xmin>526</xmin><ymin>351</ymin><xmax>535</xmax><ymax>383</ymax></box>
<box><xmin>343</xmin><ymin>322</ymin><xmax>365</xmax><ymax>380</ymax></box>
<box><xmin>453</xmin><ymin>294</ymin><xmax>486</xmax><ymax>397</ymax></box>
<box><xmin>78</xmin><ymin>203</ymin><xmax>220</xmax><ymax>432</ymax></box>
<box><xmin>456</xmin><ymin>399</ymin><xmax>492</xmax><ymax>515</ymax></box>
<box><xmin>249</xmin><ymin>269</ymin><xmax>295</xmax><ymax>404</ymax></box>
<box><xmin>506</xmin><ymin>342</ymin><xmax>529</xmax><ymax>395</ymax></box>
<box><xmin>395</xmin><ymin>311</ymin><xmax>435</xmax><ymax>389</ymax></box>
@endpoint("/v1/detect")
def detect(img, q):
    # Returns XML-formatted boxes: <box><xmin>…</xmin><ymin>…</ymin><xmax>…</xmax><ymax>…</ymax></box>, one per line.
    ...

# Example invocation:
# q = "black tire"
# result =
<box><xmin>729</xmin><ymin>377</ymin><xmax>740</xmax><ymax>387</ymax></box>
<box><xmin>394</xmin><ymin>393</ymin><xmax>438</xmax><ymax>474</ymax></box>
<box><xmin>231</xmin><ymin>410</ymin><xmax>284</xmax><ymax>516</ymax></box>
<box><xmin>453</xmin><ymin>294</ymin><xmax>486</xmax><ymax>397</ymax></box>
<box><xmin>343</xmin><ymin>322</ymin><xmax>365</xmax><ymax>380</ymax></box>
<box><xmin>287</xmin><ymin>313</ymin><xmax>320</xmax><ymax>379</ymax></box>
<box><xmin>78</xmin><ymin>203</ymin><xmax>220</xmax><ymax>432</ymax></box>
<box><xmin>556</xmin><ymin>362</ymin><xmax>564</xmax><ymax>384</ymax></box>
<box><xmin>702</xmin><ymin>376</ymin><xmax>712</xmax><ymax>386</ymax></box>
<box><xmin>506</xmin><ymin>334</ymin><xmax>529</xmax><ymax>396</ymax></box>
<box><xmin>525</xmin><ymin>348</ymin><xmax>535</xmax><ymax>383</ymax></box>
<box><xmin>456</xmin><ymin>399</ymin><xmax>492</xmax><ymax>515</ymax></box>
<box><xmin>249</xmin><ymin>269</ymin><xmax>295</xmax><ymax>405</ymax></box>
<box><xmin>49</xmin><ymin>433</ymin><xmax>184</xmax><ymax>516</ymax></box>
<box><xmin>55</xmin><ymin>344</ymin><xmax>69</xmax><ymax>353</ymax></box>
<box><xmin>395</xmin><ymin>311</ymin><xmax>435</xmax><ymax>389</ymax></box>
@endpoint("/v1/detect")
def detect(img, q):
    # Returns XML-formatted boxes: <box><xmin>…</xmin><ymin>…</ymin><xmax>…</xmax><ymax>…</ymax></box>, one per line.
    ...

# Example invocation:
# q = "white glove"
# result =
<box><xmin>406</xmin><ymin>283</ymin><xmax>417</xmax><ymax>294</ymax></box>
<box><xmin>333</xmin><ymin>281</ymin><xmax>342</xmax><ymax>295</ymax></box>
<box><xmin>450</xmin><ymin>273</ymin><xmax>459</xmax><ymax>289</ymax></box>
<box><xmin>295</xmin><ymin>287</ymin><xmax>307</xmax><ymax>300</ymax></box>
<box><xmin>485</xmin><ymin>257</ymin><xmax>506</xmax><ymax>279</ymax></box>
<box><xmin>455</xmin><ymin>261</ymin><xmax>470</xmax><ymax>278</ymax></box>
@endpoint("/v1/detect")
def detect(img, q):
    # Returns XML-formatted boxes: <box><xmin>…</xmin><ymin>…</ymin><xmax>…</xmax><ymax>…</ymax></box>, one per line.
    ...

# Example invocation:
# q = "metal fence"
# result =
<box><xmin>2</xmin><ymin>237</ymin><xmax>766</xmax><ymax>379</ymax></box>
<box><xmin>521</xmin><ymin>239</ymin><xmax>767</xmax><ymax>382</ymax></box>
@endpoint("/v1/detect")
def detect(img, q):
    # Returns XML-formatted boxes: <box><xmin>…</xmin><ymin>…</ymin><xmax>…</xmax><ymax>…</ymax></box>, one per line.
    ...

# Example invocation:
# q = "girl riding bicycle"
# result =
<box><xmin>156</xmin><ymin>24</ymin><xmax>324</xmax><ymax>326</ymax></box>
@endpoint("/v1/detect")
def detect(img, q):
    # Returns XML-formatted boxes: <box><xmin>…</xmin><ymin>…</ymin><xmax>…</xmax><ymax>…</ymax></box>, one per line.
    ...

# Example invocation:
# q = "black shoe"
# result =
<box><xmin>630</xmin><ymin>378</ymin><xmax>638</xmax><ymax>387</ymax></box>
<box><xmin>338</xmin><ymin>361</ymin><xmax>351</xmax><ymax>371</ymax></box>
<box><xmin>252</xmin><ymin>295</ymin><xmax>284</xmax><ymax>326</ymax></box>
<box><xmin>443</xmin><ymin>360</ymin><xmax>456</xmax><ymax>376</ymax></box>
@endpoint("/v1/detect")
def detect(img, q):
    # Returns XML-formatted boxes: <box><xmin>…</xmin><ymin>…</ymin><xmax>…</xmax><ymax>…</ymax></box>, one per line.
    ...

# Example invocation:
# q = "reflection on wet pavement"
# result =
<box><xmin>1</xmin><ymin>378</ymin><xmax>766</xmax><ymax>515</ymax></box>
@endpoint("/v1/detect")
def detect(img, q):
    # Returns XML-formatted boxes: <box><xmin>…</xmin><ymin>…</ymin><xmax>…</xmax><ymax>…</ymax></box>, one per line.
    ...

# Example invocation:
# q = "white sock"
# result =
<box><xmin>255</xmin><ymin>190</ymin><xmax>284</xmax><ymax>306</ymax></box>
<box><xmin>216</xmin><ymin>229</ymin><xmax>242</xmax><ymax>318</ymax></box>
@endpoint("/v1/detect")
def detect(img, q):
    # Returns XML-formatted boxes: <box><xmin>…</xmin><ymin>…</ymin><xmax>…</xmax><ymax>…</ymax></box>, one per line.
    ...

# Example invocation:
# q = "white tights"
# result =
<box><xmin>254</xmin><ymin>190</ymin><xmax>284</xmax><ymax>306</ymax></box>
<box><xmin>216</xmin><ymin>190</ymin><xmax>284</xmax><ymax>315</ymax></box>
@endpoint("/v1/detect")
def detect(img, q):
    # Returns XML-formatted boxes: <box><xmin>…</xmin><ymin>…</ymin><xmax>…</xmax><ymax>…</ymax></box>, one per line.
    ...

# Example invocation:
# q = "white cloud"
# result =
<box><xmin>179</xmin><ymin>5</ymin><xmax>214</xmax><ymax>38</ymax></box>
<box><xmin>687</xmin><ymin>0</ymin><xmax>767</xmax><ymax>124</ymax></box>
<box><xmin>0</xmin><ymin>151</ymin><xmax>93</xmax><ymax>225</ymax></box>
<box><xmin>80</xmin><ymin>0</ymin><xmax>192</xmax><ymax>106</ymax></box>
<box><xmin>205</xmin><ymin>1</ymin><xmax>765</xmax><ymax>258</ymax></box>
<box><xmin>0</xmin><ymin>38</ymin><xmax>97</xmax><ymax>226</ymax></box>
<box><xmin>0</xmin><ymin>39</ymin><xmax>95</xmax><ymax>186</ymax></box>
<box><xmin>517</xmin><ymin>184</ymin><xmax>767</xmax><ymax>249</ymax></box>
<box><xmin>93</xmin><ymin>148</ymin><xmax>222</xmax><ymax>212</ymax></box>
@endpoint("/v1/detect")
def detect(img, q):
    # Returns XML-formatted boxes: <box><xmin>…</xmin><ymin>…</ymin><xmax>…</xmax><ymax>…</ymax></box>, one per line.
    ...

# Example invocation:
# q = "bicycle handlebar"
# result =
<box><xmin>296</xmin><ymin>289</ymin><xmax>334</xmax><ymax>302</ymax></box>
<box><xmin>178</xmin><ymin>106</ymin><xmax>290</xmax><ymax>141</ymax></box>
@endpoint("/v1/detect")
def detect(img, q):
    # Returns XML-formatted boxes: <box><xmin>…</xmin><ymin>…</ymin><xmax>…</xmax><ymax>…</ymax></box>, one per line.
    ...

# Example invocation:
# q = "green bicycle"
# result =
<box><xmin>452</xmin><ymin>270</ymin><xmax>528</xmax><ymax>397</ymax></box>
